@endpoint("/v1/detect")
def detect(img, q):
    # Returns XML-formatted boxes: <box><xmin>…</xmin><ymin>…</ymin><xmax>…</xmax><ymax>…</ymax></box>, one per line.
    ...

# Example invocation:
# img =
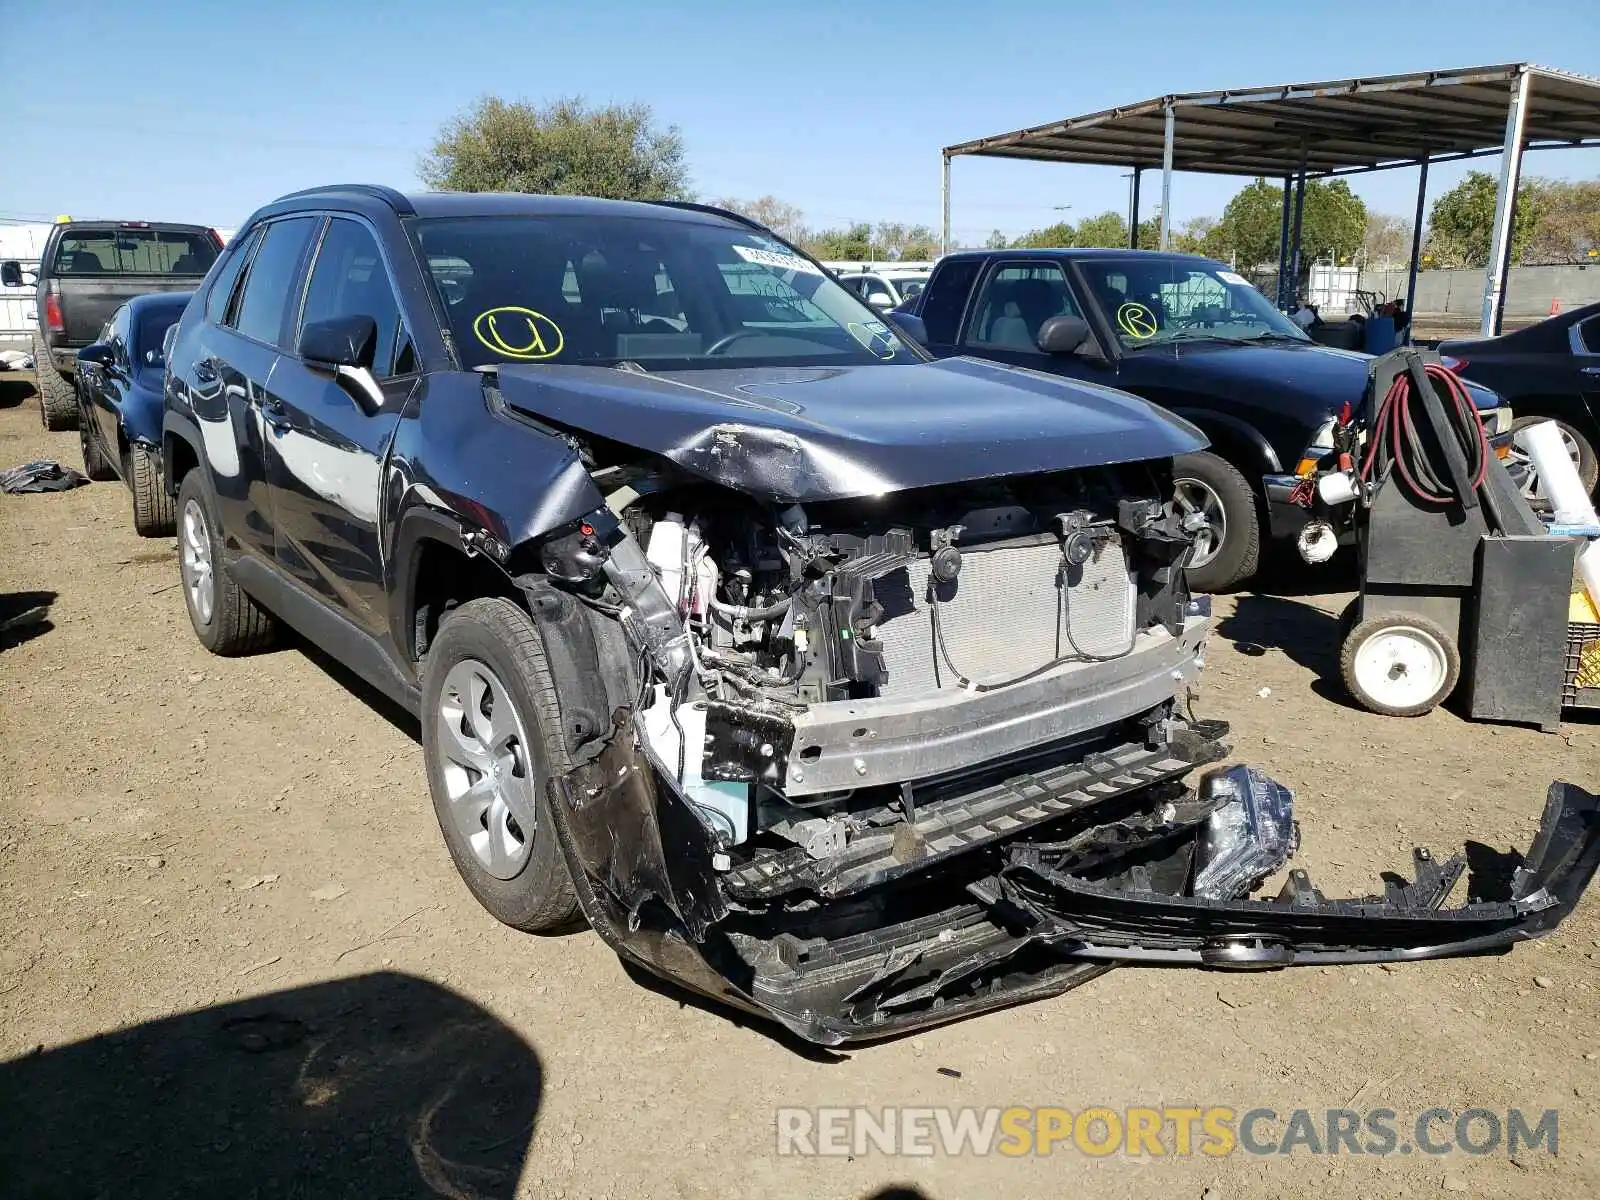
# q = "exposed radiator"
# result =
<box><xmin>873</xmin><ymin>536</ymin><xmax>1136</xmax><ymax>696</ymax></box>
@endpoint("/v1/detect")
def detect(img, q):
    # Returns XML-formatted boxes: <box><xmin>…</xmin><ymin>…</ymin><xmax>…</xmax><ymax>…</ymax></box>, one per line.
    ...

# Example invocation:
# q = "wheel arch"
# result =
<box><xmin>1167</xmin><ymin>408</ymin><xmax>1281</xmax><ymax>479</ymax></box>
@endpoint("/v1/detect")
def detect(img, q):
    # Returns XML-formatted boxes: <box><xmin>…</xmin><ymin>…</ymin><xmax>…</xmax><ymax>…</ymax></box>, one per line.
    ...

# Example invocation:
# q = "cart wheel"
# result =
<box><xmin>1340</xmin><ymin>612</ymin><xmax>1461</xmax><ymax>717</ymax></box>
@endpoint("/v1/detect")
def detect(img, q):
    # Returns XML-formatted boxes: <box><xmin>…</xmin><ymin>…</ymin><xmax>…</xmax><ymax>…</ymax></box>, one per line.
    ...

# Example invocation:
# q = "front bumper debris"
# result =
<box><xmin>549</xmin><ymin>713</ymin><xmax>1600</xmax><ymax>1044</ymax></box>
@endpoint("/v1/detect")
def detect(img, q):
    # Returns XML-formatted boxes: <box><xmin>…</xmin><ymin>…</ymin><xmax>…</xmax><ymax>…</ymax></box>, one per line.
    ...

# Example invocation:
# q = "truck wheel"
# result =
<box><xmin>1340</xmin><ymin>611</ymin><xmax>1460</xmax><ymax>717</ymax></box>
<box><xmin>31</xmin><ymin>336</ymin><xmax>78</xmax><ymax>431</ymax></box>
<box><xmin>176</xmin><ymin>471</ymin><xmax>276</xmax><ymax>655</ymax></box>
<box><xmin>77</xmin><ymin>406</ymin><xmax>117</xmax><ymax>482</ymax></box>
<box><xmin>1173</xmin><ymin>451</ymin><xmax>1260</xmax><ymax>593</ymax></box>
<box><xmin>129</xmin><ymin>445</ymin><xmax>175</xmax><ymax>537</ymax></box>
<box><xmin>421</xmin><ymin>597</ymin><xmax>582</xmax><ymax>934</ymax></box>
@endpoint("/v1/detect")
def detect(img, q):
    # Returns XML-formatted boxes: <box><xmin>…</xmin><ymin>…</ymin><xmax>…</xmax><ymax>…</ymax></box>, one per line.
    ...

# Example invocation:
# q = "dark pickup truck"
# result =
<box><xmin>895</xmin><ymin>249</ymin><xmax>1512</xmax><ymax>590</ymax></box>
<box><xmin>3</xmin><ymin>220</ymin><xmax>221</xmax><ymax>429</ymax></box>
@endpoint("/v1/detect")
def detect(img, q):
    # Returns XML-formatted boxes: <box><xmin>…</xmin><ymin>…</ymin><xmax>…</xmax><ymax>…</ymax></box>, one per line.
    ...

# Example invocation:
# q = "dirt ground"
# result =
<box><xmin>1</xmin><ymin>372</ymin><xmax>1598</xmax><ymax>1200</ymax></box>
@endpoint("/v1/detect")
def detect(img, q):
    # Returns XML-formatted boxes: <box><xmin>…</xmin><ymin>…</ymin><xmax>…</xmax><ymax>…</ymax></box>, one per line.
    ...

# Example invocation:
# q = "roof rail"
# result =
<box><xmin>272</xmin><ymin>184</ymin><xmax>415</xmax><ymax>215</ymax></box>
<box><xmin>648</xmin><ymin>199</ymin><xmax>768</xmax><ymax>233</ymax></box>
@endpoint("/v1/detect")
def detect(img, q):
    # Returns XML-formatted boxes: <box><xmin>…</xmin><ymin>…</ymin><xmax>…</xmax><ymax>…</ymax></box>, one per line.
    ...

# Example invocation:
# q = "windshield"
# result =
<box><xmin>1075</xmin><ymin>257</ymin><xmax>1308</xmax><ymax>349</ymax></box>
<box><xmin>411</xmin><ymin>215</ymin><xmax>916</xmax><ymax>371</ymax></box>
<box><xmin>52</xmin><ymin>229</ymin><xmax>217</xmax><ymax>276</ymax></box>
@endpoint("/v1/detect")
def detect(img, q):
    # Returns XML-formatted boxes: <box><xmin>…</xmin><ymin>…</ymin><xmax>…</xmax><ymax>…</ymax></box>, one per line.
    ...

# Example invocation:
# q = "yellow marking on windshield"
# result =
<box><xmin>473</xmin><ymin>307</ymin><xmax>565</xmax><ymax>360</ymax></box>
<box><xmin>1116</xmin><ymin>302</ymin><xmax>1158</xmax><ymax>340</ymax></box>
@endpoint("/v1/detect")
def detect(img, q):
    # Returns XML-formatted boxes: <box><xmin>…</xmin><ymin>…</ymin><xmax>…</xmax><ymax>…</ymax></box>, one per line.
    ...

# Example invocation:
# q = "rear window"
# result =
<box><xmin>51</xmin><ymin>228</ymin><xmax>218</xmax><ymax>276</ymax></box>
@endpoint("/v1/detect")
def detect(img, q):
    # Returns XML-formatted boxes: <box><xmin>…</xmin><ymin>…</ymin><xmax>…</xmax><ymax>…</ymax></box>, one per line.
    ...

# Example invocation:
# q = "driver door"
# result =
<box><xmin>955</xmin><ymin>259</ymin><xmax>1101</xmax><ymax>383</ymax></box>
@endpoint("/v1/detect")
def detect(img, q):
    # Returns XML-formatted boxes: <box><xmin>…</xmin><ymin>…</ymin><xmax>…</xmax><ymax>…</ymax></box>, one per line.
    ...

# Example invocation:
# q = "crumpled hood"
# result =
<box><xmin>1132</xmin><ymin>340</ymin><xmax>1504</xmax><ymax>412</ymax></box>
<box><xmin>494</xmin><ymin>356</ymin><xmax>1206</xmax><ymax>501</ymax></box>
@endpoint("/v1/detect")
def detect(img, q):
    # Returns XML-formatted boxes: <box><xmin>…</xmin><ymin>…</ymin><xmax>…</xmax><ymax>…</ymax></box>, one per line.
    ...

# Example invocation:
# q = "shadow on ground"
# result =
<box><xmin>0</xmin><ymin>971</ymin><xmax>542</xmax><ymax>1198</ymax></box>
<box><xmin>0</xmin><ymin>374</ymin><xmax>36</xmax><ymax>410</ymax></box>
<box><xmin>0</xmin><ymin>589</ymin><xmax>56</xmax><ymax>652</ymax></box>
<box><xmin>1217</xmin><ymin>592</ymin><xmax>1345</xmax><ymax>679</ymax></box>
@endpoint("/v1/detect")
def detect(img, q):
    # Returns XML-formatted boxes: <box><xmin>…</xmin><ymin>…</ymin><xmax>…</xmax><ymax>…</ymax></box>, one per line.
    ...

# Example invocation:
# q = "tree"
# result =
<box><xmin>1171</xmin><ymin>216</ymin><xmax>1217</xmax><ymax>256</ymax></box>
<box><xmin>873</xmin><ymin>222</ymin><xmax>940</xmax><ymax>261</ymax></box>
<box><xmin>420</xmin><ymin>95</ymin><xmax>690</xmax><ymax>200</ymax></box>
<box><xmin>1518</xmin><ymin>178</ymin><xmax>1600</xmax><ymax>264</ymax></box>
<box><xmin>1424</xmin><ymin>170</ymin><xmax>1539</xmax><ymax>268</ymax></box>
<box><xmin>1362</xmin><ymin>212</ymin><xmax>1414</xmax><ymax>264</ymax></box>
<box><xmin>1205</xmin><ymin>177</ymin><xmax>1368</xmax><ymax>271</ymax></box>
<box><xmin>801</xmin><ymin>223</ymin><xmax>874</xmax><ymax>259</ymax></box>
<box><xmin>1010</xmin><ymin>221</ymin><xmax>1075</xmax><ymax>249</ymax></box>
<box><xmin>985</xmin><ymin>229</ymin><xmax>1009</xmax><ymax>249</ymax></box>
<box><xmin>1071</xmin><ymin>211</ymin><xmax>1129</xmax><ymax>248</ymax></box>
<box><xmin>709</xmin><ymin>195</ymin><xmax>806</xmax><ymax>241</ymax></box>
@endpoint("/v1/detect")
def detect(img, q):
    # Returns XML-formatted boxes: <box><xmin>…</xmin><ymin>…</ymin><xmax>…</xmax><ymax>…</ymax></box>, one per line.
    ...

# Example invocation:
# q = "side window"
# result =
<box><xmin>965</xmin><ymin>262</ymin><xmax>1081</xmax><ymax>351</ymax></box>
<box><xmin>299</xmin><ymin>218</ymin><xmax>408</xmax><ymax>377</ymax></box>
<box><xmin>233</xmin><ymin>217</ymin><xmax>318</xmax><ymax>348</ymax></box>
<box><xmin>1578</xmin><ymin>316</ymin><xmax>1600</xmax><ymax>356</ymax></box>
<box><xmin>108</xmin><ymin>306</ymin><xmax>131</xmax><ymax>361</ymax></box>
<box><xmin>205</xmin><ymin>229</ymin><xmax>257</xmax><ymax>326</ymax></box>
<box><xmin>919</xmin><ymin>259</ymin><xmax>981</xmax><ymax>344</ymax></box>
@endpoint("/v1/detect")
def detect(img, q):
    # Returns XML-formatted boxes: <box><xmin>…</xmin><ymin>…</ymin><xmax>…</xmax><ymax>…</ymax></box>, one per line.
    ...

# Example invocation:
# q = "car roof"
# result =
<box><xmin>128</xmin><ymin>291</ymin><xmax>195</xmax><ymax>312</ymax></box>
<box><xmin>947</xmin><ymin>247</ymin><xmax>1219</xmax><ymax>264</ymax></box>
<box><xmin>251</xmin><ymin>185</ymin><xmax>750</xmax><ymax>231</ymax></box>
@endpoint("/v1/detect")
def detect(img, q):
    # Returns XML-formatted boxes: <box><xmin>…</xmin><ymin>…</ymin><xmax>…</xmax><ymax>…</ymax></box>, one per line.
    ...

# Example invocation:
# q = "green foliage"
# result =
<box><xmin>985</xmin><ymin>229</ymin><xmax>1009</xmax><ymax>249</ymax></box>
<box><xmin>420</xmin><ymin>95</ymin><xmax>690</xmax><ymax>200</ymax></box>
<box><xmin>1425</xmin><ymin>171</ymin><xmax>1598</xmax><ymax>267</ymax></box>
<box><xmin>1205</xmin><ymin>177</ymin><xmax>1367</xmax><ymax>270</ymax></box>
<box><xmin>801</xmin><ymin>223</ymin><xmax>874</xmax><ymax>259</ymax></box>
<box><xmin>1010</xmin><ymin>221</ymin><xmax>1076</xmax><ymax>249</ymax></box>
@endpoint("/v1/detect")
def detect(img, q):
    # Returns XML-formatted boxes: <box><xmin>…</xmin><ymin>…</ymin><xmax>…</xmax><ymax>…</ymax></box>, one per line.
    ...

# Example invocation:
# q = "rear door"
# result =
<box><xmin>915</xmin><ymin>257</ymin><xmax>982</xmax><ymax>356</ymax></box>
<box><xmin>193</xmin><ymin>216</ymin><xmax>319</xmax><ymax>570</ymax></box>
<box><xmin>265</xmin><ymin>215</ymin><xmax>417</xmax><ymax>639</ymax></box>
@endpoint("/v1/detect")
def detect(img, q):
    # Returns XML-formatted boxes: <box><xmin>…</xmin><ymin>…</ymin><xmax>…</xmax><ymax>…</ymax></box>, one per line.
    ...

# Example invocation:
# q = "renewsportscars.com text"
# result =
<box><xmin>775</xmin><ymin>1106</ymin><xmax>1559</xmax><ymax>1158</ymax></box>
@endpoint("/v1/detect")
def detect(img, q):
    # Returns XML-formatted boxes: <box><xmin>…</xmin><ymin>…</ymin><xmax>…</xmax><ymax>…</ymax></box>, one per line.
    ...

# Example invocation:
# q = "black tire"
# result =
<box><xmin>76</xmin><ymin>400</ymin><xmax>117</xmax><ymax>482</ymax></box>
<box><xmin>32</xmin><ymin>335</ymin><xmax>78</xmax><ymax>430</ymax></box>
<box><xmin>420</xmin><ymin>597</ymin><xmax>582</xmax><ymax>934</ymax></box>
<box><xmin>175</xmin><ymin>470</ymin><xmax>276</xmax><ymax>655</ymax></box>
<box><xmin>1510</xmin><ymin>414</ymin><xmax>1599</xmax><ymax>497</ymax></box>
<box><xmin>1340</xmin><ymin>610</ymin><xmax>1461</xmax><ymax>717</ymax></box>
<box><xmin>1173</xmin><ymin>450</ymin><xmax>1261</xmax><ymax>593</ymax></box>
<box><xmin>129</xmin><ymin>444</ymin><xmax>176</xmax><ymax>537</ymax></box>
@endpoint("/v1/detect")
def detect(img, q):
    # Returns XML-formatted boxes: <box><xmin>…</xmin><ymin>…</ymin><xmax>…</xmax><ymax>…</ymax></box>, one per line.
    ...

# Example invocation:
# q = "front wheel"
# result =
<box><xmin>1173</xmin><ymin>451</ymin><xmax>1261</xmax><ymax>593</ymax></box>
<box><xmin>421</xmin><ymin>597</ymin><xmax>581</xmax><ymax>934</ymax></box>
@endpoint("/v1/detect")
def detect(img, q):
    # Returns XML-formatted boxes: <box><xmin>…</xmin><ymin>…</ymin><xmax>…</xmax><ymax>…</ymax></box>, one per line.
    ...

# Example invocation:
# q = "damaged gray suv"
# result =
<box><xmin>161</xmin><ymin>185</ymin><xmax>1600</xmax><ymax>1045</ymax></box>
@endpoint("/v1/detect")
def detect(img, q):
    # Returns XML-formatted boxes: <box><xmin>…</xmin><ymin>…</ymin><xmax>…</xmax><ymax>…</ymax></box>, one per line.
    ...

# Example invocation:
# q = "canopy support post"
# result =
<box><xmin>1287</xmin><ymin>151</ymin><xmax>1308</xmax><ymax>306</ymax></box>
<box><xmin>1128</xmin><ymin>170</ymin><xmax>1142</xmax><ymax>249</ymax></box>
<box><xmin>1275</xmin><ymin>177</ymin><xmax>1293</xmax><ymax>308</ymax></box>
<box><xmin>1159</xmin><ymin>106</ymin><xmax>1175</xmax><ymax>250</ymax></box>
<box><xmin>1404</xmin><ymin>157</ymin><xmax>1430</xmax><ymax>339</ymax></box>
<box><xmin>1481</xmin><ymin>69</ymin><xmax>1531</xmax><ymax>336</ymax></box>
<box><xmin>940</xmin><ymin>153</ymin><xmax>951</xmax><ymax>256</ymax></box>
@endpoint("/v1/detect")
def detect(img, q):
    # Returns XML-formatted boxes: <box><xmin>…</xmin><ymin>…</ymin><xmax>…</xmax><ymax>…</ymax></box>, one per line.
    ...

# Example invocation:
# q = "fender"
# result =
<box><xmin>1167</xmin><ymin>407</ymin><xmax>1282</xmax><ymax>475</ymax></box>
<box><xmin>161</xmin><ymin>409</ymin><xmax>206</xmax><ymax>493</ymax></box>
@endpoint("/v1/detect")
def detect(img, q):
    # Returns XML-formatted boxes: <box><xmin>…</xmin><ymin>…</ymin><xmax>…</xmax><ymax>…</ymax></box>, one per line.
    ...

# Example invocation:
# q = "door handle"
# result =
<box><xmin>261</xmin><ymin>396</ymin><xmax>291</xmax><ymax>435</ymax></box>
<box><xmin>193</xmin><ymin>357</ymin><xmax>218</xmax><ymax>383</ymax></box>
<box><xmin>1581</xmin><ymin>365</ymin><xmax>1600</xmax><ymax>378</ymax></box>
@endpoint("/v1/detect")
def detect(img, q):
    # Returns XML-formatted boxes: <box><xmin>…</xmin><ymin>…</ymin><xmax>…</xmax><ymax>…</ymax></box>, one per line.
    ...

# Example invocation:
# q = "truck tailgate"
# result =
<box><xmin>60</xmin><ymin>277</ymin><xmax>201</xmax><ymax>347</ymax></box>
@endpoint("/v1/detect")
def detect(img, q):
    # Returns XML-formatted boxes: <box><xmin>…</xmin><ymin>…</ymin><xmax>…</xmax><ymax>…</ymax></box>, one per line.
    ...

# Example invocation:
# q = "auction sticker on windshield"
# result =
<box><xmin>1217</xmin><ymin>270</ymin><xmax>1251</xmax><ymax>287</ymax></box>
<box><xmin>733</xmin><ymin>245</ymin><xmax>822</xmax><ymax>276</ymax></box>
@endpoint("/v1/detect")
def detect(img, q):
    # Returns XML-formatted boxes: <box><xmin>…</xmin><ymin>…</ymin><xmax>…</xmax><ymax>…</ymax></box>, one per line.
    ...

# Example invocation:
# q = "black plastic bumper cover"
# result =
<box><xmin>548</xmin><ymin>728</ymin><xmax>1600</xmax><ymax>1045</ymax></box>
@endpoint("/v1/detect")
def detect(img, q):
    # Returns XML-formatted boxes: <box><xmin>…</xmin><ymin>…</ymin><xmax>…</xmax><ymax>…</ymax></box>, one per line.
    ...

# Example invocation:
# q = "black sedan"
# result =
<box><xmin>75</xmin><ymin>291</ymin><xmax>192</xmax><ymax>536</ymax></box>
<box><xmin>1441</xmin><ymin>300</ymin><xmax>1600</xmax><ymax>494</ymax></box>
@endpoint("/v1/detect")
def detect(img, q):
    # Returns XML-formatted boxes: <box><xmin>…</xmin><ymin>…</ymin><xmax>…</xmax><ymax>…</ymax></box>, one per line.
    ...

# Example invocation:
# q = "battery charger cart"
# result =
<box><xmin>1337</xmin><ymin>348</ymin><xmax>1578</xmax><ymax>729</ymax></box>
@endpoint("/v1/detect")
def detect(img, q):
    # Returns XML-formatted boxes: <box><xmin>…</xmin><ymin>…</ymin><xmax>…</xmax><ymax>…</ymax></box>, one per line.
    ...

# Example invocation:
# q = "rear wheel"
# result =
<box><xmin>1340</xmin><ymin>611</ymin><xmax>1460</xmax><ymax>717</ymax></box>
<box><xmin>128</xmin><ymin>445</ymin><xmax>175</xmax><ymax>537</ymax></box>
<box><xmin>1173</xmin><ymin>451</ymin><xmax>1260</xmax><ymax>593</ymax></box>
<box><xmin>421</xmin><ymin>597</ymin><xmax>581</xmax><ymax>934</ymax></box>
<box><xmin>31</xmin><ymin>335</ymin><xmax>77</xmax><ymax>430</ymax></box>
<box><xmin>176</xmin><ymin>471</ymin><xmax>276</xmax><ymax>655</ymax></box>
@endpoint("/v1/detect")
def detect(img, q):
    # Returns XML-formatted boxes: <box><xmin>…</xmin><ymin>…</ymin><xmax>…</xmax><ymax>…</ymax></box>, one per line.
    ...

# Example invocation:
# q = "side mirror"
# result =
<box><xmin>298</xmin><ymin>315</ymin><xmax>377</xmax><ymax>370</ymax></box>
<box><xmin>1</xmin><ymin>261</ymin><xmax>23</xmax><ymax>288</ymax></box>
<box><xmin>298</xmin><ymin>315</ymin><xmax>384</xmax><ymax>413</ymax></box>
<box><xmin>77</xmin><ymin>342</ymin><xmax>114</xmax><ymax>367</ymax></box>
<box><xmin>886</xmin><ymin>312</ymin><xmax>927</xmax><ymax>346</ymax></box>
<box><xmin>866</xmin><ymin>291</ymin><xmax>894</xmax><ymax>310</ymax></box>
<box><xmin>1036</xmin><ymin>314</ymin><xmax>1094</xmax><ymax>356</ymax></box>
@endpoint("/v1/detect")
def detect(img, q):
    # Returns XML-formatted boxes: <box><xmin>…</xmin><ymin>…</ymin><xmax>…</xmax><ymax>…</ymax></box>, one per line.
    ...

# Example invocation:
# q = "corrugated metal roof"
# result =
<box><xmin>944</xmin><ymin>64</ymin><xmax>1600</xmax><ymax>177</ymax></box>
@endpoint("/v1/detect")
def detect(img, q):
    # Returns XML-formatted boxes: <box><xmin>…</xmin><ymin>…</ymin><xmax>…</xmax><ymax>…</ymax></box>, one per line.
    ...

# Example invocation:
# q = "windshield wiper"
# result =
<box><xmin>1149</xmin><ymin>331</ymin><xmax>1258</xmax><ymax>347</ymax></box>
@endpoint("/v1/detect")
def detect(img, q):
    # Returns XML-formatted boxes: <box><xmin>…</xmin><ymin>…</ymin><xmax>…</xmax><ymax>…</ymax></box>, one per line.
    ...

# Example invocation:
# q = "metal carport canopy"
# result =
<box><xmin>940</xmin><ymin>64</ymin><xmax>1600</xmax><ymax>334</ymax></box>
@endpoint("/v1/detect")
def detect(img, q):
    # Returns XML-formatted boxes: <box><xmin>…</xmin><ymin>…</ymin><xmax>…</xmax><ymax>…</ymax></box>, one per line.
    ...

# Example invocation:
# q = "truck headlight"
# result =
<box><xmin>1295</xmin><ymin>417</ymin><xmax>1338</xmax><ymax>477</ymax></box>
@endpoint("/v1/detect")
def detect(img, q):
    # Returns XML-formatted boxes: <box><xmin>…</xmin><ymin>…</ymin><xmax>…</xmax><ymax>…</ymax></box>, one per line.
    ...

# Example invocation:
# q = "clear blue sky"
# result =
<box><xmin>2</xmin><ymin>0</ymin><xmax>1597</xmax><ymax>243</ymax></box>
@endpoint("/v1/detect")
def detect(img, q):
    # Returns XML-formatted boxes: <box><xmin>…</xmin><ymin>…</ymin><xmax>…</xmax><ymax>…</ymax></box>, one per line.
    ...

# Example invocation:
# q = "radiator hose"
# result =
<box><xmin>1360</xmin><ymin>362</ymin><xmax>1490</xmax><ymax>504</ymax></box>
